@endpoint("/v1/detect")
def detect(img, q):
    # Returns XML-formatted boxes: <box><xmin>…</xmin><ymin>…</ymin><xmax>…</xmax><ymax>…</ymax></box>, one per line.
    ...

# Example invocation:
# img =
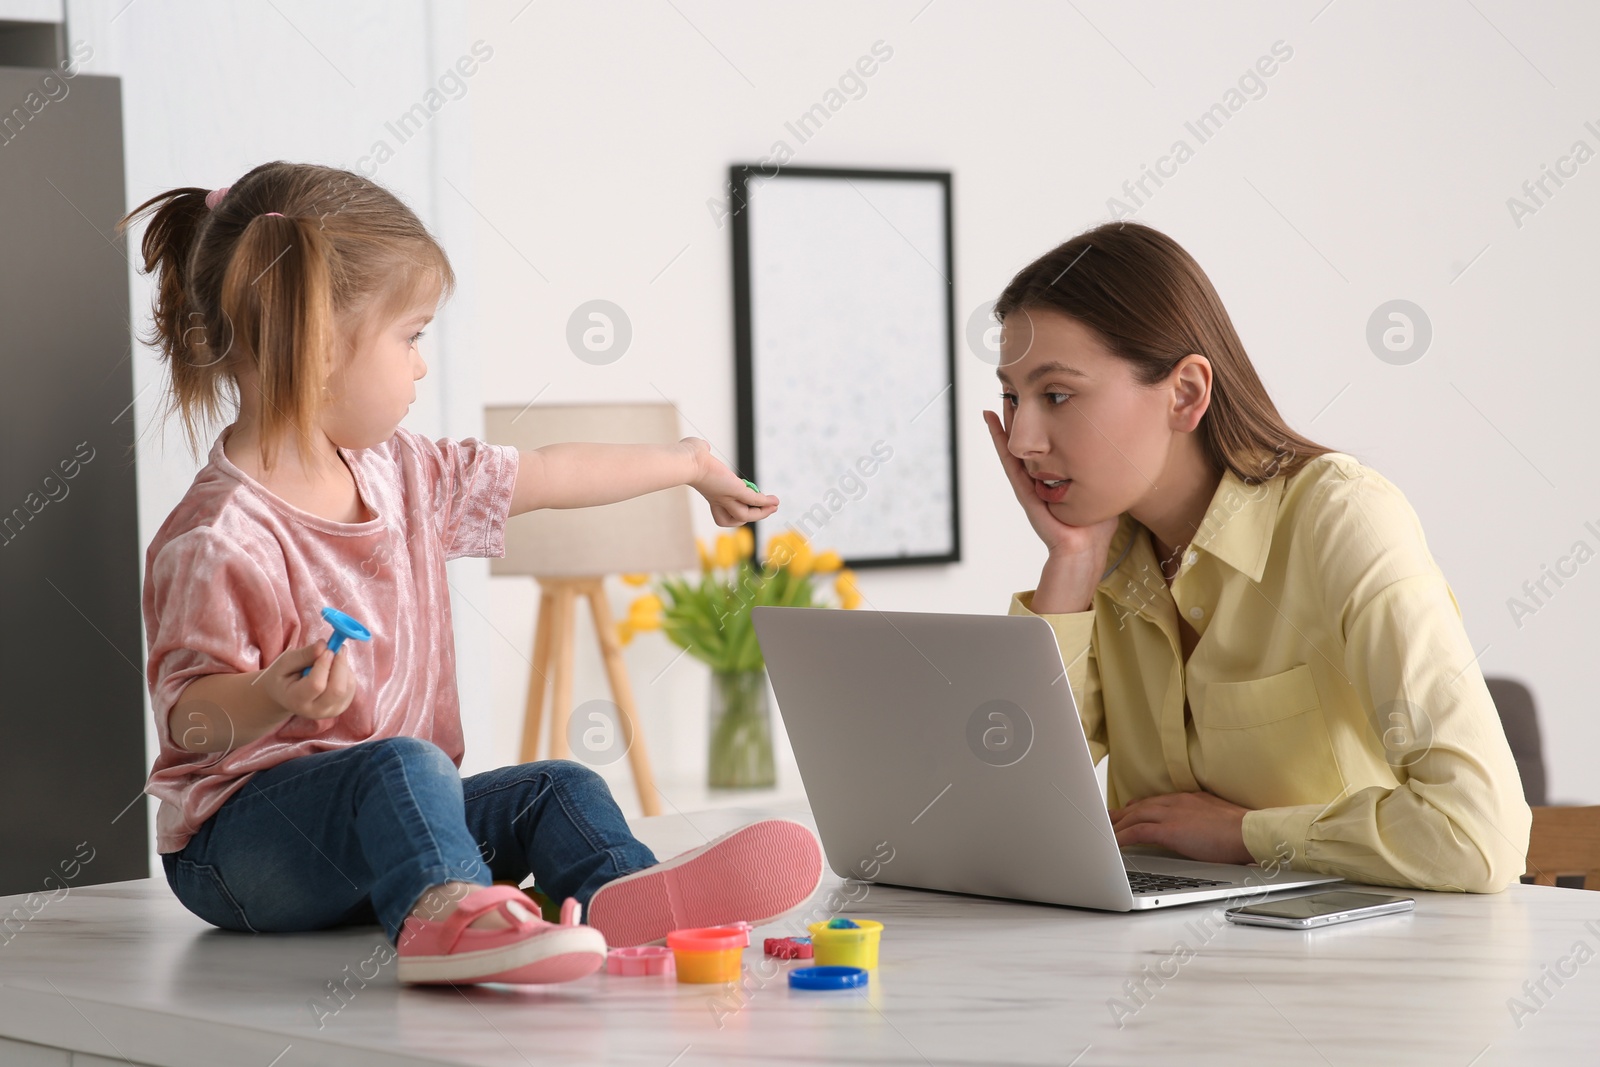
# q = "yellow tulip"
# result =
<box><xmin>621</xmin><ymin>573</ymin><xmax>650</xmax><ymax>586</ymax></box>
<box><xmin>763</xmin><ymin>530</ymin><xmax>791</xmax><ymax>563</ymax></box>
<box><xmin>765</xmin><ymin>539</ymin><xmax>793</xmax><ymax>572</ymax></box>
<box><xmin>786</xmin><ymin>539</ymin><xmax>815</xmax><ymax>578</ymax></box>
<box><xmin>835</xmin><ymin>569</ymin><xmax>862</xmax><ymax>610</ymax></box>
<box><xmin>813</xmin><ymin>549</ymin><xmax>843</xmax><ymax>573</ymax></box>
<box><xmin>765</xmin><ymin>530</ymin><xmax>815</xmax><ymax>573</ymax></box>
<box><xmin>696</xmin><ymin>538</ymin><xmax>712</xmax><ymax>571</ymax></box>
<box><xmin>713</xmin><ymin>533</ymin><xmax>739</xmax><ymax>569</ymax></box>
<box><xmin>734</xmin><ymin>525</ymin><xmax>754</xmax><ymax>559</ymax></box>
<box><xmin>616</xmin><ymin>620</ymin><xmax>636</xmax><ymax>646</ymax></box>
<box><xmin>628</xmin><ymin>594</ymin><xmax>663</xmax><ymax>621</ymax></box>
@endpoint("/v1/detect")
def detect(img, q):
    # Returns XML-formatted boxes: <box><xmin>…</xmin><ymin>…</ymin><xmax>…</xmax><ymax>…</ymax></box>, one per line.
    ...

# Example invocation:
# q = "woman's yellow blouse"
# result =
<box><xmin>1010</xmin><ymin>452</ymin><xmax>1531</xmax><ymax>893</ymax></box>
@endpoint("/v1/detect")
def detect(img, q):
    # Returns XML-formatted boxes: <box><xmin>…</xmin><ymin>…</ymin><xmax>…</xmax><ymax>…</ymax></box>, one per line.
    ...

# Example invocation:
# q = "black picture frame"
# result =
<box><xmin>730</xmin><ymin>164</ymin><xmax>961</xmax><ymax>569</ymax></box>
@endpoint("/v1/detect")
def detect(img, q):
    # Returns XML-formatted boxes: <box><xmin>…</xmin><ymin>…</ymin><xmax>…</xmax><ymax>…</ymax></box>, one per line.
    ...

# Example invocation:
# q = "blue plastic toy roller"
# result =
<box><xmin>300</xmin><ymin>607</ymin><xmax>372</xmax><ymax>677</ymax></box>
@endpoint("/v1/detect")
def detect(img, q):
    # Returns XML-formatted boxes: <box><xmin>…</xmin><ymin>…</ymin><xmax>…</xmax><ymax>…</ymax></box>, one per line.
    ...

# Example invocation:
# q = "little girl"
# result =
<box><xmin>125</xmin><ymin>161</ymin><xmax>823</xmax><ymax>986</ymax></box>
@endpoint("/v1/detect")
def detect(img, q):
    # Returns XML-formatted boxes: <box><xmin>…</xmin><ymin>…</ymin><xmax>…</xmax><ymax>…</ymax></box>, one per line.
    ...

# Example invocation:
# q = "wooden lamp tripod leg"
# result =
<box><xmin>547</xmin><ymin>583</ymin><xmax>578</xmax><ymax>760</ymax></box>
<box><xmin>519</xmin><ymin>586</ymin><xmax>557</xmax><ymax>765</ymax></box>
<box><xmin>586</xmin><ymin>581</ymin><xmax>661</xmax><ymax>817</ymax></box>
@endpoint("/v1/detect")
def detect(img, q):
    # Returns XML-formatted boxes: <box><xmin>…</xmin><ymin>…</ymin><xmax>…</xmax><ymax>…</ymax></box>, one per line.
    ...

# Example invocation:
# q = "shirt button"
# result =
<box><xmin>1185</xmin><ymin>551</ymin><xmax>1198</xmax><ymax>565</ymax></box>
<box><xmin>1188</xmin><ymin>606</ymin><xmax>1204</xmax><ymax>620</ymax></box>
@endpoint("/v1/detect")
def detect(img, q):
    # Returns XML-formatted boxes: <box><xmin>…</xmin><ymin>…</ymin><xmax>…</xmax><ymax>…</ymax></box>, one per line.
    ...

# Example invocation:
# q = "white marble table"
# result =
<box><xmin>2</xmin><ymin>804</ymin><xmax>1597</xmax><ymax>1067</ymax></box>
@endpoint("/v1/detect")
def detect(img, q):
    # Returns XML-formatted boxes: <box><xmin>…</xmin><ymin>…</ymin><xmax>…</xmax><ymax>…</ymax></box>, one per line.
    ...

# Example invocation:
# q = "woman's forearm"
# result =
<box><xmin>169</xmin><ymin>670</ymin><xmax>293</xmax><ymax>754</ymax></box>
<box><xmin>1030</xmin><ymin>549</ymin><xmax>1103</xmax><ymax>615</ymax></box>
<box><xmin>512</xmin><ymin>442</ymin><xmax>698</xmax><ymax>514</ymax></box>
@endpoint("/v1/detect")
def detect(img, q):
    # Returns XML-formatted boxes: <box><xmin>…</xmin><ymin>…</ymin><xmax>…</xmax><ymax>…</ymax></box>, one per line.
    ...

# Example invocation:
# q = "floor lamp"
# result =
<box><xmin>486</xmin><ymin>403</ymin><xmax>699</xmax><ymax>818</ymax></box>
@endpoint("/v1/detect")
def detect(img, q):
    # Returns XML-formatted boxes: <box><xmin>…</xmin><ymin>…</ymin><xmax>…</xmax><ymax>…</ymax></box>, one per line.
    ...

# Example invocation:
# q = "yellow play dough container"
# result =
<box><xmin>666</xmin><ymin>926</ymin><xmax>745</xmax><ymax>984</ymax></box>
<box><xmin>807</xmin><ymin>919</ymin><xmax>883</xmax><ymax>969</ymax></box>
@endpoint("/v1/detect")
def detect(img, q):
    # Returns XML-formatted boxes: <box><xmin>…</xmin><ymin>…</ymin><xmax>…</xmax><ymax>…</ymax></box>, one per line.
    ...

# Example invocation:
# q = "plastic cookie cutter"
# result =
<box><xmin>605</xmin><ymin>945</ymin><xmax>675</xmax><ymax>977</ymax></box>
<box><xmin>788</xmin><ymin>965</ymin><xmax>868</xmax><ymax>991</ymax></box>
<box><xmin>764</xmin><ymin>936</ymin><xmax>813</xmax><ymax>959</ymax></box>
<box><xmin>300</xmin><ymin>606</ymin><xmax>372</xmax><ymax>677</ymax></box>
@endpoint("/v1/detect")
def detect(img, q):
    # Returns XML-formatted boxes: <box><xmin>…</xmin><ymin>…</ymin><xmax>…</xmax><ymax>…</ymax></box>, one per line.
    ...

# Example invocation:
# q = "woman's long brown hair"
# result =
<box><xmin>994</xmin><ymin>221</ymin><xmax>1332</xmax><ymax>485</ymax></box>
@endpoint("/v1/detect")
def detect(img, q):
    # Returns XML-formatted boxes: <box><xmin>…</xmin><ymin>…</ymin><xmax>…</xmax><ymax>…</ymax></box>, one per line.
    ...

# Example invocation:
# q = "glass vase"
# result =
<box><xmin>707</xmin><ymin>668</ymin><xmax>776</xmax><ymax>789</ymax></box>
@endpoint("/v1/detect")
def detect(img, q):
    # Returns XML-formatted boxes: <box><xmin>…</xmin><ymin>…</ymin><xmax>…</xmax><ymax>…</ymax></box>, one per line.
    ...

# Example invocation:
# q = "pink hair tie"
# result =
<box><xmin>263</xmin><ymin>212</ymin><xmax>285</xmax><ymax>218</ymax></box>
<box><xmin>203</xmin><ymin>185</ymin><xmax>229</xmax><ymax>210</ymax></box>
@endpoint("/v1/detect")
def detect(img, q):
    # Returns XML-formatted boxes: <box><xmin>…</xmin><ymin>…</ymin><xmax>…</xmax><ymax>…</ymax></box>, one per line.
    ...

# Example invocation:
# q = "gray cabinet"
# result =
<box><xmin>0</xmin><ymin>67</ymin><xmax>147</xmax><ymax>895</ymax></box>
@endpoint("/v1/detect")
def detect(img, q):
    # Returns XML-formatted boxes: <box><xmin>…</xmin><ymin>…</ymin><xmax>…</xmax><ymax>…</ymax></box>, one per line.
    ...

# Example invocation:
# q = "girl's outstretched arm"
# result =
<box><xmin>510</xmin><ymin>437</ymin><xmax>778</xmax><ymax>526</ymax></box>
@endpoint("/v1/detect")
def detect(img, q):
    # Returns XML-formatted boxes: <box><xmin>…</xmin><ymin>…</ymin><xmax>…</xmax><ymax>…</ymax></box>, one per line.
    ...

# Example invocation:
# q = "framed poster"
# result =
<box><xmin>730</xmin><ymin>165</ymin><xmax>960</xmax><ymax>568</ymax></box>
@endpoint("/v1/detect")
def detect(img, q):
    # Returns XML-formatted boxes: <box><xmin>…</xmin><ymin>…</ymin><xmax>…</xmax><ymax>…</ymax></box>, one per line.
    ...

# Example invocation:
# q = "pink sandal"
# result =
<box><xmin>586</xmin><ymin>819</ymin><xmax>823</xmax><ymax>948</ymax></box>
<box><xmin>397</xmin><ymin>885</ymin><xmax>606</xmax><ymax>985</ymax></box>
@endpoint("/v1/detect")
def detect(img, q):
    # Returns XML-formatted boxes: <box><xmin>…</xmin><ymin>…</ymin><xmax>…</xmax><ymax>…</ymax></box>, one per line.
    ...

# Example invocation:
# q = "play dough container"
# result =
<box><xmin>666</xmin><ymin>927</ymin><xmax>746</xmax><ymax>984</ymax></box>
<box><xmin>807</xmin><ymin>919</ymin><xmax>884</xmax><ymax>969</ymax></box>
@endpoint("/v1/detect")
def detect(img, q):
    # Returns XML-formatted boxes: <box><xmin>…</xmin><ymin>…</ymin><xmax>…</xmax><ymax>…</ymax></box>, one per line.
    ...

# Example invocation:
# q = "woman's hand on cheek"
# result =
<box><xmin>983</xmin><ymin>410</ymin><xmax>1118</xmax><ymax>559</ymax></box>
<box><xmin>1109</xmin><ymin>791</ymin><xmax>1255</xmax><ymax>866</ymax></box>
<box><xmin>682</xmin><ymin>437</ymin><xmax>778</xmax><ymax>527</ymax></box>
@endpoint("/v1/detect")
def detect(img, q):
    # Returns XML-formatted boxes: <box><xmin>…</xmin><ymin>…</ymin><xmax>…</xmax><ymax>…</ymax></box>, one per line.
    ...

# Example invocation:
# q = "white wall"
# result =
<box><xmin>0</xmin><ymin>0</ymin><xmax>61</xmax><ymax>23</ymax></box>
<box><xmin>466</xmin><ymin>0</ymin><xmax>1600</xmax><ymax>808</ymax></box>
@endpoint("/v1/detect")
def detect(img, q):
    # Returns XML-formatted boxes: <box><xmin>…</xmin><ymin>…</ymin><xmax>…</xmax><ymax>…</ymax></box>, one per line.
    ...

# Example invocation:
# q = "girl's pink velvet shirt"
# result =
<box><xmin>142</xmin><ymin>425</ymin><xmax>519</xmax><ymax>854</ymax></box>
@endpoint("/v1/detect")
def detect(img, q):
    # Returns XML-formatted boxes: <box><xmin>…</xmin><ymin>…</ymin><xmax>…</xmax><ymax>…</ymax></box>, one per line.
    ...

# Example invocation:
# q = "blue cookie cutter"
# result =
<box><xmin>300</xmin><ymin>607</ymin><xmax>372</xmax><ymax>677</ymax></box>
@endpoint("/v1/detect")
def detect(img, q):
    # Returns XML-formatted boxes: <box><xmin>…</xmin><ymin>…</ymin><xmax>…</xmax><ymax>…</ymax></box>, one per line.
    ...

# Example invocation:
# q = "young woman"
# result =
<box><xmin>984</xmin><ymin>221</ymin><xmax>1529</xmax><ymax>893</ymax></box>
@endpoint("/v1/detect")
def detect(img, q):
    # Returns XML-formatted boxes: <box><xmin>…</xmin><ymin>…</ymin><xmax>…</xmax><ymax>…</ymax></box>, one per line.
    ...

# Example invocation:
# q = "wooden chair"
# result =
<box><xmin>1525</xmin><ymin>806</ymin><xmax>1600</xmax><ymax>890</ymax></box>
<box><xmin>1486</xmin><ymin>676</ymin><xmax>1547</xmax><ymax>805</ymax></box>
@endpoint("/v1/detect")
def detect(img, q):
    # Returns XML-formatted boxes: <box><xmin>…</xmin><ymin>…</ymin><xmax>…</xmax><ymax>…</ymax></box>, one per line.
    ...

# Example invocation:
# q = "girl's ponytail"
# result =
<box><xmin>120</xmin><ymin>161</ymin><xmax>455</xmax><ymax>469</ymax></box>
<box><xmin>219</xmin><ymin>213</ymin><xmax>336</xmax><ymax>474</ymax></box>
<box><xmin>120</xmin><ymin>187</ymin><xmax>222</xmax><ymax>455</ymax></box>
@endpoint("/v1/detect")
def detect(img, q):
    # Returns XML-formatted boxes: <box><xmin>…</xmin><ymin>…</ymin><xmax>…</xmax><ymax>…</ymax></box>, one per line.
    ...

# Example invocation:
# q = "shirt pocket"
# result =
<box><xmin>1198</xmin><ymin>664</ymin><xmax>1345</xmax><ymax>810</ymax></box>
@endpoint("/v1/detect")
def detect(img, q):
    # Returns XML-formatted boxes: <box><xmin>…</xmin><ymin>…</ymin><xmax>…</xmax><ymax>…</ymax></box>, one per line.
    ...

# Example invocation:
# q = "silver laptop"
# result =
<box><xmin>752</xmin><ymin>606</ymin><xmax>1343</xmax><ymax>911</ymax></box>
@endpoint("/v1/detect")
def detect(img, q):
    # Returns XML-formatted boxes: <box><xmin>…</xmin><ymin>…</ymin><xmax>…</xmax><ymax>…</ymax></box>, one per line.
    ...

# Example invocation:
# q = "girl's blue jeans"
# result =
<box><xmin>160</xmin><ymin>737</ymin><xmax>659</xmax><ymax>943</ymax></box>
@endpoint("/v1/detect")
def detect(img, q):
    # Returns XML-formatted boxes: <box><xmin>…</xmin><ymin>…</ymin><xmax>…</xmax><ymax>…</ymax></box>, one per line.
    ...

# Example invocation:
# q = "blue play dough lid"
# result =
<box><xmin>789</xmin><ymin>966</ymin><xmax>868</xmax><ymax>991</ymax></box>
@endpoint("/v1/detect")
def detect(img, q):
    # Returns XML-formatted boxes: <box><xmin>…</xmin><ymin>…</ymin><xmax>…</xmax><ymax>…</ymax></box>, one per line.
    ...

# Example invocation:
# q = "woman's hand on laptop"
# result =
<box><xmin>1109</xmin><ymin>791</ymin><xmax>1254</xmax><ymax>866</ymax></box>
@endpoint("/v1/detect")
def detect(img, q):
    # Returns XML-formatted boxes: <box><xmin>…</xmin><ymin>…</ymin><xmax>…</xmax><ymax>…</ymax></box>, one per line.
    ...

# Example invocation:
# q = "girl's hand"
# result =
<box><xmin>683</xmin><ymin>437</ymin><xmax>779</xmax><ymax>527</ymax></box>
<box><xmin>1109</xmin><ymin>791</ymin><xmax>1255</xmax><ymax>865</ymax></box>
<box><xmin>984</xmin><ymin>410</ymin><xmax>1119</xmax><ymax>561</ymax></box>
<box><xmin>261</xmin><ymin>639</ymin><xmax>357</xmax><ymax>721</ymax></box>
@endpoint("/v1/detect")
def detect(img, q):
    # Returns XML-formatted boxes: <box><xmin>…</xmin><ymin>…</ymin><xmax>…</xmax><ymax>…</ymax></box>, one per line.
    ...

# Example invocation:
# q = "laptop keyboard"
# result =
<box><xmin>1126</xmin><ymin>870</ymin><xmax>1232</xmax><ymax>894</ymax></box>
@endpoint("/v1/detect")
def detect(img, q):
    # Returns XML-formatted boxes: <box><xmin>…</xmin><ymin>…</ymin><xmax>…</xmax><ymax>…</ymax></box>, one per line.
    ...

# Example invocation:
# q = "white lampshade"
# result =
<box><xmin>485</xmin><ymin>402</ymin><xmax>699</xmax><ymax>578</ymax></box>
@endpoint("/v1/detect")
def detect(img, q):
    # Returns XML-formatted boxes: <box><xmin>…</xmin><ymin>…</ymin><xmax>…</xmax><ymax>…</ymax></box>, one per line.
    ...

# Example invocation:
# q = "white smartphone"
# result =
<box><xmin>1225</xmin><ymin>890</ymin><xmax>1415</xmax><ymax>929</ymax></box>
